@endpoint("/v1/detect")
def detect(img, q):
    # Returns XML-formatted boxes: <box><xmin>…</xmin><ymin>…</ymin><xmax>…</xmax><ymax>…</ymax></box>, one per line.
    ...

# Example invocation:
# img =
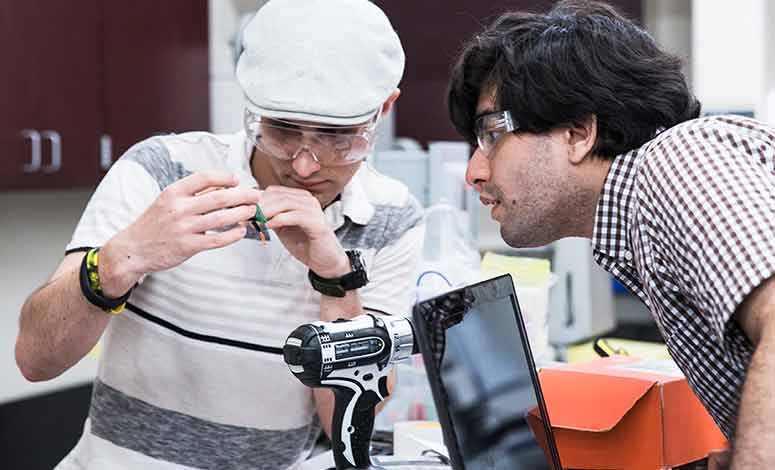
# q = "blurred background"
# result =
<box><xmin>1</xmin><ymin>0</ymin><xmax>772</xmax><ymax>467</ymax></box>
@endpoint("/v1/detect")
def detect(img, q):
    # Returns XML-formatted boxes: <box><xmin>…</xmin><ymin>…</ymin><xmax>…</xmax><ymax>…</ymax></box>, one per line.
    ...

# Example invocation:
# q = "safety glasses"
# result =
<box><xmin>474</xmin><ymin>110</ymin><xmax>519</xmax><ymax>155</ymax></box>
<box><xmin>244</xmin><ymin>109</ymin><xmax>380</xmax><ymax>167</ymax></box>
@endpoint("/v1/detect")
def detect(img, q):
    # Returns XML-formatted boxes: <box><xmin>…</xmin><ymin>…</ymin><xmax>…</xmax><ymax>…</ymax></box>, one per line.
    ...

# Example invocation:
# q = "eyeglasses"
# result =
<box><xmin>244</xmin><ymin>109</ymin><xmax>380</xmax><ymax>167</ymax></box>
<box><xmin>474</xmin><ymin>110</ymin><xmax>519</xmax><ymax>155</ymax></box>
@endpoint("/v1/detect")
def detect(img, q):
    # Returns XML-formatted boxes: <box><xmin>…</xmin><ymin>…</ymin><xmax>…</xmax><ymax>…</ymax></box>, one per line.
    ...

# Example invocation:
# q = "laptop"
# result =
<box><xmin>410</xmin><ymin>274</ymin><xmax>563</xmax><ymax>470</ymax></box>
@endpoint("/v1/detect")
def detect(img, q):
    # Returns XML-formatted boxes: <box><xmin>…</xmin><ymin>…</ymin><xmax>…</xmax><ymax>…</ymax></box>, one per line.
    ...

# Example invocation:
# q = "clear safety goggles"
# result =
<box><xmin>474</xmin><ymin>110</ymin><xmax>520</xmax><ymax>155</ymax></box>
<box><xmin>244</xmin><ymin>109</ymin><xmax>380</xmax><ymax>167</ymax></box>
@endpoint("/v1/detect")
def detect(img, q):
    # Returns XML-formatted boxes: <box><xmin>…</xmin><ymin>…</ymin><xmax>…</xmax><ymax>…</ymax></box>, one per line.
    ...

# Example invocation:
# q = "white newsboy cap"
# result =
<box><xmin>236</xmin><ymin>0</ymin><xmax>405</xmax><ymax>125</ymax></box>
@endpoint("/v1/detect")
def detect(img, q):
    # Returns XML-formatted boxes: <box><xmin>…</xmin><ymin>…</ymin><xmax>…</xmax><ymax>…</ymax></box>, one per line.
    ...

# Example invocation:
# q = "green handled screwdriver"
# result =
<box><xmin>252</xmin><ymin>203</ymin><xmax>271</xmax><ymax>242</ymax></box>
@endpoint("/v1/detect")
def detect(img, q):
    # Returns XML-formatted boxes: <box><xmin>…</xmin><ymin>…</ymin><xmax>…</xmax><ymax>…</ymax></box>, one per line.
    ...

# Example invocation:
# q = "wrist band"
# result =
<box><xmin>79</xmin><ymin>247</ymin><xmax>132</xmax><ymax>314</ymax></box>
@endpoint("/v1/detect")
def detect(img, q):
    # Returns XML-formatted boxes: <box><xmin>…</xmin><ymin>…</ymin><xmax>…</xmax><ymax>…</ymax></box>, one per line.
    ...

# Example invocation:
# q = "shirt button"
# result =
<box><xmin>624</xmin><ymin>251</ymin><xmax>633</xmax><ymax>261</ymax></box>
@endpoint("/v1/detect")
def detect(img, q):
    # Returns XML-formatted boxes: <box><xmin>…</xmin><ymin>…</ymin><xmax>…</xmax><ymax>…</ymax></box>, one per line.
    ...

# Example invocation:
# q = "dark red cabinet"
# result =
<box><xmin>0</xmin><ymin>1</ymin><xmax>209</xmax><ymax>191</ymax></box>
<box><xmin>0</xmin><ymin>1</ymin><xmax>102</xmax><ymax>189</ymax></box>
<box><xmin>101</xmin><ymin>1</ymin><xmax>210</xmax><ymax>169</ymax></box>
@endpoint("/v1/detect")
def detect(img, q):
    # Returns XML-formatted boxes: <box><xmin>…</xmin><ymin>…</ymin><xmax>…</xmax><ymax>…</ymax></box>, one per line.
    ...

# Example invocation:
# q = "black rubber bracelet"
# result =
<box><xmin>79</xmin><ymin>250</ymin><xmax>132</xmax><ymax>312</ymax></box>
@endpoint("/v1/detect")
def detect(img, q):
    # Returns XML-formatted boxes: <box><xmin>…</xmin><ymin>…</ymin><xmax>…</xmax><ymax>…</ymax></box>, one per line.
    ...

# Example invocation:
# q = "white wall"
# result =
<box><xmin>0</xmin><ymin>190</ymin><xmax>98</xmax><ymax>402</ymax></box>
<box><xmin>763</xmin><ymin>2</ymin><xmax>775</xmax><ymax>125</ymax></box>
<box><xmin>692</xmin><ymin>0</ymin><xmax>766</xmax><ymax>114</ymax></box>
<box><xmin>209</xmin><ymin>0</ymin><xmax>269</xmax><ymax>133</ymax></box>
<box><xmin>643</xmin><ymin>0</ymin><xmax>692</xmax><ymax>85</ymax></box>
<box><xmin>0</xmin><ymin>191</ymin><xmax>91</xmax><ymax>307</ymax></box>
<box><xmin>209</xmin><ymin>0</ymin><xmax>245</xmax><ymax>133</ymax></box>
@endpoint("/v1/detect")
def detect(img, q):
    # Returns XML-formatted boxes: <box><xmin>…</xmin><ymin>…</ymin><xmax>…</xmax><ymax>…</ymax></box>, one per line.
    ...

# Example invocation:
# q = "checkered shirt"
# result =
<box><xmin>591</xmin><ymin>115</ymin><xmax>775</xmax><ymax>440</ymax></box>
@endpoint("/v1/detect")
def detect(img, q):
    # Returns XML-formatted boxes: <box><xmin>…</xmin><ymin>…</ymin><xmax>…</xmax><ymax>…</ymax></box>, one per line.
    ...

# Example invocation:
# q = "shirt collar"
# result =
<box><xmin>592</xmin><ymin>148</ymin><xmax>641</xmax><ymax>261</ymax></box>
<box><xmin>232</xmin><ymin>131</ymin><xmax>375</xmax><ymax>230</ymax></box>
<box><xmin>325</xmin><ymin>166</ymin><xmax>375</xmax><ymax>230</ymax></box>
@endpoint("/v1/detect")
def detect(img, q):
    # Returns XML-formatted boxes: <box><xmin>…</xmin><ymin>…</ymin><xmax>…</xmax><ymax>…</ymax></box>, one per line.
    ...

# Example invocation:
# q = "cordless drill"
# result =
<box><xmin>283</xmin><ymin>314</ymin><xmax>417</xmax><ymax>469</ymax></box>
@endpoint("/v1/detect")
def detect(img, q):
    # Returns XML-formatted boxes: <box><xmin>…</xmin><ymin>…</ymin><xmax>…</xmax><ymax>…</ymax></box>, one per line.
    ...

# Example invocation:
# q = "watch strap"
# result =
<box><xmin>308</xmin><ymin>250</ymin><xmax>368</xmax><ymax>297</ymax></box>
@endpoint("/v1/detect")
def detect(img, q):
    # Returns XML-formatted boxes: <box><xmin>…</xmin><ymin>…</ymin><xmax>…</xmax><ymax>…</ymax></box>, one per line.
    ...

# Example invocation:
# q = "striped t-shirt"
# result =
<box><xmin>58</xmin><ymin>131</ymin><xmax>425</xmax><ymax>470</ymax></box>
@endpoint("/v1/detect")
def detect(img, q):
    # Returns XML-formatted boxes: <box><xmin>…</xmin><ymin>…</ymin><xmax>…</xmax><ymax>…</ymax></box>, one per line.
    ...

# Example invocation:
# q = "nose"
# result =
<box><xmin>465</xmin><ymin>148</ymin><xmax>490</xmax><ymax>192</ymax></box>
<box><xmin>291</xmin><ymin>146</ymin><xmax>321</xmax><ymax>178</ymax></box>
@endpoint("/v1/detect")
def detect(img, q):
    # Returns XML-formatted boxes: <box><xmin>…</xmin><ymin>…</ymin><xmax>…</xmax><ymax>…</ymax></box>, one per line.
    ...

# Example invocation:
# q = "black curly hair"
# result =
<box><xmin>447</xmin><ymin>0</ymin><xmax>700</xmax><ymax>159</ymax></box>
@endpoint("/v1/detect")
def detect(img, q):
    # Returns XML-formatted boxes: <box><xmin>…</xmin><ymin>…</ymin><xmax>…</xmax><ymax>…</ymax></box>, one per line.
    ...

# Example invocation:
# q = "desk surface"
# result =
<box><xmin>298</xmin><ymin>451</ymin><xmax>335</xmax><ymax>470</ymax></box>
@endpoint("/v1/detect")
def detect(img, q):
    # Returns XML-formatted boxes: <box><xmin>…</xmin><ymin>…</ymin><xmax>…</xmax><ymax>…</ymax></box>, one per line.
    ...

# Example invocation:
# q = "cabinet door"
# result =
<box><xmin>100</xmin><ymin>0</ymin><xmax>210</xmax><ymax>169</ymax></box>
<box><xmin>0</xmin><ymin>1</ymin><xmax>101</xmax><ymax>190</ymax></box>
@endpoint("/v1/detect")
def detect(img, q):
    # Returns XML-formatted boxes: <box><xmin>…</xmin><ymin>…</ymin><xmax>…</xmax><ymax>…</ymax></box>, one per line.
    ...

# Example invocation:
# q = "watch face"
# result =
<box><xmin>345</xmin><ymin>250</ymin><xmax>368</xmax><ymax>288</ymax></box>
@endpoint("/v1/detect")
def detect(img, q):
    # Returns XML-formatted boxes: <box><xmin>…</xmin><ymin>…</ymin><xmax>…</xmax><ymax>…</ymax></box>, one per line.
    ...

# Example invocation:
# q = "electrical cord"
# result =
<box><xmin>415</xmin><ymin>270</ymin><xmax>453</xmax><ymax>288</ymax></box>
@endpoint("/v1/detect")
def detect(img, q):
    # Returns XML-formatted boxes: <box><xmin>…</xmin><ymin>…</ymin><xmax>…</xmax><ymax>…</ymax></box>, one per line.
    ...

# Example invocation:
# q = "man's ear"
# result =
<box><xmin>565</xmin><ymin>114</ymin><xmax>598</xmax><ymax>164</ymax></box>
<box><xmin>381</xmin><ymin>89</ymin><xmax>401</xmax><ymax>117</ymax></box>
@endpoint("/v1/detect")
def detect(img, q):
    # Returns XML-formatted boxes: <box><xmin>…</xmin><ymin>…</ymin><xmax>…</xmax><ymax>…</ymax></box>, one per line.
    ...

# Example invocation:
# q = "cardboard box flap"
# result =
<box><xmin>538</xmin><ymin>369</ymin><xmax>657</xmax><ymax>432</ymax></box>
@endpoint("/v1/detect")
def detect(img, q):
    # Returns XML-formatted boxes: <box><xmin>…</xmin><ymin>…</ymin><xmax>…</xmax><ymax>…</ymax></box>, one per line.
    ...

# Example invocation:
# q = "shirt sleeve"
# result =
<box><xmin>66</xmin><ymin>139</ymin><xmax>168</xmax><ymax>253</ymax></box>
<box><xmin>640</xmin><ymin>119</ymin><xmax>775</xmax><ymax>346</ymax></box>
<box><xmin>359</xmin><ymin>199</ymin><xmax>425</xmax><ymax>318</ymax></box>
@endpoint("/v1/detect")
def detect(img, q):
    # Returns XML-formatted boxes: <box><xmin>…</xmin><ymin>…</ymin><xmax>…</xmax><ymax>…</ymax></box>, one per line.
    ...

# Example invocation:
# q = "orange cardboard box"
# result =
<box><xmin>528</xmin><ymin>357</ymin><xmax>728</xmax><ymax>470</ymax></box>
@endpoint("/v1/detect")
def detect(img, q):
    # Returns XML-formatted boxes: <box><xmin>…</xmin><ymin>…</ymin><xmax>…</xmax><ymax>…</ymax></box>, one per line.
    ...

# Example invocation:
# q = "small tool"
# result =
<box><xmin>251</xmin><ymin>203</ymin><xmax>271</xmax><ymax>242</ymax></box>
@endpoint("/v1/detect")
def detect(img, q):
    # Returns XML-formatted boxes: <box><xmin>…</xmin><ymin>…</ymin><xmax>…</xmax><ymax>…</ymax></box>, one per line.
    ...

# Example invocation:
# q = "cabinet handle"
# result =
<box><xmin>21</xmin><ymin>129</ymin><xmax>42</xmax><ymax>173</ymax></box>
<box><xmin>41</xmin><ymin>130</ymin><xmax>62</xmax><ymax>173</ymax></box>
<box><xmin>100</xmin><ymin>134</ymin><xmax>113</xmax><ymax>170</ymax></box>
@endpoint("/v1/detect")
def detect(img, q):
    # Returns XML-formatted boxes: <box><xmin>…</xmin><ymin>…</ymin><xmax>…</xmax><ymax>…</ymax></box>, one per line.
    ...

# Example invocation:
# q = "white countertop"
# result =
<box><xmin>298</xmin><ymin>451</ymin><xmax>335</xmax><ymax>470</ymax></box>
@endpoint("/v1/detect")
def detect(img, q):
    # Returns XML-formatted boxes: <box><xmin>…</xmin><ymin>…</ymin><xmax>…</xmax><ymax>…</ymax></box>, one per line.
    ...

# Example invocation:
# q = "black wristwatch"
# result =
<box><xmin>308</xmin><ymin>250</ymin><xmax>369</xmax><ymax>297</ymax></box>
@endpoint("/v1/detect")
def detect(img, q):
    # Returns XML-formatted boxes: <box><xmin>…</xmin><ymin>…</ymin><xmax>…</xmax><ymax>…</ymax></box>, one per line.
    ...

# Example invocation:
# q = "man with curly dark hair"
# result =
<box><xmin>448</xmin><ymin>1</ymin><xmax>775</xmax><ymax>467</ymax></box>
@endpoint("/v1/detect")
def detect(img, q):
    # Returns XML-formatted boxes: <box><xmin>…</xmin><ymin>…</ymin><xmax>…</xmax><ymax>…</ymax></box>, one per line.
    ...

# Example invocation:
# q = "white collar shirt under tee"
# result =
<box><xmin>591</xmin><ymin>115</ymin><xmax>775</xmax><ymax>441</ymax></box>
<box><xmin>57</xmin><ymin>131</ymin><xmax>425</xmax><ymax>470</ymax></box>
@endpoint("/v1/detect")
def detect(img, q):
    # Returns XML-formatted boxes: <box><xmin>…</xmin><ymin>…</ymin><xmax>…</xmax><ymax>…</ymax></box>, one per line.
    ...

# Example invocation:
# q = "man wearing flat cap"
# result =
<box><xmin>15</xmin><ymin>1</ymin><xmax>423</xmax><ymax>468</ymax></box>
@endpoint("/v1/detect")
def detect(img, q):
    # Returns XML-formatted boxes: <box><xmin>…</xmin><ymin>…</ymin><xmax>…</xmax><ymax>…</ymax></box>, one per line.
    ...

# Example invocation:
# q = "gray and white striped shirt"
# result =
<box><xmin>58</xmin><ymin>131</ymin><xmax>424</xmax><ymax>470</ymax></box>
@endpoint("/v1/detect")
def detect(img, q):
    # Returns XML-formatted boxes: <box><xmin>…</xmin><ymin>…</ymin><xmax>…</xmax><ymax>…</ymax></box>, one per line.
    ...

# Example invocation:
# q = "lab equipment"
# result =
<box><xmin>548</xmin><ymin>238</ymin><xmax>616</xmax><ymax>347</ymax></box>
<box><xmin>480</xmin><ymin>253</ymin><xmax>555</xmax><ymax>363</ymax></box>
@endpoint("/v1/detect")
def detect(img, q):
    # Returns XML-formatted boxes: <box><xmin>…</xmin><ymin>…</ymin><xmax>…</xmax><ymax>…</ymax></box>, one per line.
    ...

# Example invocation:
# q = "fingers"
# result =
<box><xmin>189</xmin><ymin>204</ymin><xmax>256</xmax><ymax>233</ymax></box>
<box><xmin>194</xmin><ymin>186</ymin><xmax>225</xmax><ymax>197</ymax></box>
<box><xmin>170</xmin><ymin>170</ymin><xmax>239</xmax><ymax>197</ymax></box>
<box><xmin>192</xmin><ymin>224</ymin><xmax>248</xmax><ymax>251</ymax></box>
<box><xmin>264</xmin><ymin>211</ymin><xmax>309</xmax><ymax>231</ymax></box>
<box><xmin>258</xmin><ymin>194</ymin><xmax>315</xmax><ymax>220</ymax></box>
<box><xmin>189</xmin><ymin>185</ymin><xmax>262</xmax><ymax>215</ymax></box>
<box><xmin>258</xmin><ymin>187</ymin><xmax>321</xmax><ymax>217</ymax></box>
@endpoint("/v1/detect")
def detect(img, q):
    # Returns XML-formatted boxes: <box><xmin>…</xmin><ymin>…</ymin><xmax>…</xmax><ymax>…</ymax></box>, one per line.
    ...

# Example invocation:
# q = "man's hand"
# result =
<box><xmin>99</xmin><ymin>171</ymin><xmax>261</xmax><ymax>296</ymax></box>
<box><xmin>260</xmin><ymin>185</ymin><xmax>363</xmax><ymax>436</ymax></box>
<box><xmin>258</xmin><ymin>186</ymin><xmax>350</xmax><ymax>278</ymax></box>
<box><xmin>15</xmin><ymin>170</ymin><xmax>261</xmax><ymax>382</ymax></box>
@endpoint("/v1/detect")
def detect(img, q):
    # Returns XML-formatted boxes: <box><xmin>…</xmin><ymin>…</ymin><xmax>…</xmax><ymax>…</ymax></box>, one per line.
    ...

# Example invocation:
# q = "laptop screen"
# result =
<box><xmin>413</xmin><ymin>275</ymin><xmax>561</xmax><ymax>470</ymax></box>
